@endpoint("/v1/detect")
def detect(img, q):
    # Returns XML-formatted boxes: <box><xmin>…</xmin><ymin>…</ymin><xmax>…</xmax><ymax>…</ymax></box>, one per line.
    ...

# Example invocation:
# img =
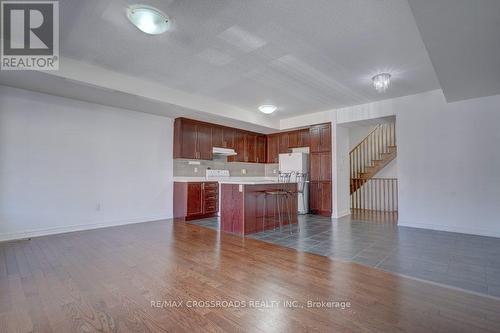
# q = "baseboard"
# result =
<box><xmin>333</xmin><ymin>210</ymin><xmax>350</xmax><ymax>218</ymax></box>
<box><xmin>0</xmin><ymin>214</ymin><xmax>172</xmax><ymax>242</ymax></box>
<box><xmin>398</xmin><ymin>221</ymin><xmax>500</xmax><ymax>239</ymax></box>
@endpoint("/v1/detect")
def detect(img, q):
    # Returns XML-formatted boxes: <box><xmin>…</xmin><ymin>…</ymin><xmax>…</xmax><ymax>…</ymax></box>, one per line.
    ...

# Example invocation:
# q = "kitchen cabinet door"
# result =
<box><xmin>197</xmin><ymin>123</ymin><xmax>213</xmax><ymax>160</ymax></box>
<box><xmin>310</xmin><ymin>123</ymin><xmax>331</xmax><ymax>153</ymax></box>
<box><xmin>246</xmin><ymin>133</ymin><xmax>257</xmax><ymax>163</ymax></box>
<box><xmin>174</xmin><ymin>118</ymin><xmax>198</xmax><ymax>159</ymax></box>
<box><xmin>266</xmin><ymin>134</ymin><xmax>279</xmax><ymax>163</ymax></box>
<box><xmin>321</xmin><ymin>182</ymin><xmax>332</xmax><ymax>213</ymax></box>
<box><xmin>298</xmin><ymin>129</ymin><xmax>310</xmax><ymax>147</ymax></box>
<box><xmin>256</xmin><ymin>135</ymin><xmax>266</xmax><ymax>163</ymax></box>
<box><xmin>222</xmin><ymin>127</ymin><xmax>235</xmax><ymax>149</ymax></box>
<box><xmin>230</xmin><ymin>130</ymin><xmax>246</xmax><ymax>162</ymax></box>
<box><xmin>310</xmin><ymin>152</ymin><xmax>331</xmax><ymax>181</ymax></box>
<box><xmin>212</xmin><ymin>125</ymin><xmax>223</xmax><ymax>147</ymax></box>
<box><xmin>186</xmin><ymin>183</ymin><xmax>203</xmax><ymax>217</ymax></box>
<box><xmin>310</xmin><ymin>153</ymin><xmax>321</xmax><ymax>181</ymax></box>
<box><xmin>279</xmin><ymin>132</ymin><xmax>289</xmax><ymax>153</ymax></box>
<box><xmin>320</xmin><ymin>152</ymin><xmax>332</xmax><ymax>181</ymax></box>
<box><xmin>309</xmin><ymin>181</ymin><xmax>320</xmax><ymax>212</ymax></box>
<box><xmin>288</xmin><ymin>131</ymin><xmax>299</xmax><ymax>148</ymax></box>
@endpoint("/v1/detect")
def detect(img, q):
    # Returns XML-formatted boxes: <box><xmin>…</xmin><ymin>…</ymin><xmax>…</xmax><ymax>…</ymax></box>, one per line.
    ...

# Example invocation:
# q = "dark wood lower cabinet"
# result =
<box><xmin>309</xmin><ymin>181</ymin><xmax>332</xmax><ymax>216</ymax></box>
<box><xmin>174</xmin><ymin>182</ymin><xmax>219</xmax><ymax>220</ymax></box>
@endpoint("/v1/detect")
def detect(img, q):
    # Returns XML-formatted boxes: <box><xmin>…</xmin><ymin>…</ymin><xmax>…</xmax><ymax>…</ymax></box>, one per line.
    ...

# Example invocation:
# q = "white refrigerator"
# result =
<box><xmin>279</xmin><ymin>152</ymin><xmax>309</xmax><ymax>214</ymax></box>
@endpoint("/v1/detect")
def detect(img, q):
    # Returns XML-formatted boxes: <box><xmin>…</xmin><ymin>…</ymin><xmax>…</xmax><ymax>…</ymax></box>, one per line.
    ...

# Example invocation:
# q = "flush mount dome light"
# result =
<box><xmin>372</xmin><ymin>73</ymin><xmax>391</xmax><ymax>93</ymax></box>
<box><xmin>258</xmin><ymin>105</ymin><xmax>277</xmax><ymax>114</ymax></box>
<box><xmin>127</xmin><ymin>5</ymin><xmax>171</xmax><ymax>35</ymax></box>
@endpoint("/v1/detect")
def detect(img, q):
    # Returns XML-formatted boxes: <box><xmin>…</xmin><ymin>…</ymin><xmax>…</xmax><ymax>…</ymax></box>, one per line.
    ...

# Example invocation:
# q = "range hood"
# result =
<box><xmin>213</xmin><ymin>147</ymin><xmax>237</xmax><ymax>156</ymax></box>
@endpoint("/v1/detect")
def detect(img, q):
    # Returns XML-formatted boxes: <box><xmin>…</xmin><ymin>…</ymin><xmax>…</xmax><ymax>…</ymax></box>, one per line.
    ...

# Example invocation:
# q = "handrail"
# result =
<box><xmin>349</xmin><ymin>124</ymin><xmax>382</xmax><ymax>153</ymax></box>
<box><xmin>349</xmin><ymin>122</ymin><xmax>396</xmax><ymax>180</ymax></box>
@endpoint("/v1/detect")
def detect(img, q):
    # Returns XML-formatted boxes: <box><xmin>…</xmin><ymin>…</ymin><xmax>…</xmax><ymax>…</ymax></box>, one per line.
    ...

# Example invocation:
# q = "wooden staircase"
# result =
<box><xmin>350</xmin><ymin>122</ymin><xmax>397</xmax><ymax>194</ymax></box>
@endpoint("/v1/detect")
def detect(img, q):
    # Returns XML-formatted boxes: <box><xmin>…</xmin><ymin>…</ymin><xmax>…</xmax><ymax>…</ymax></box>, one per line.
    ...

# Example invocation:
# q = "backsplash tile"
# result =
<box><xmin>173</xmin><ymin>156</ymin><xmax>269</xmax><ymax>177</ymax></box>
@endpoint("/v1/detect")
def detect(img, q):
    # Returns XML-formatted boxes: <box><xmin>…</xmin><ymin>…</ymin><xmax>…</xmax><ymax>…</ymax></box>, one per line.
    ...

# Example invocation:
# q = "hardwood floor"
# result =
<box><xmin>1</xmin><ymin>220</ymin><xmax>499</xmax><ymax>332</ymax></box>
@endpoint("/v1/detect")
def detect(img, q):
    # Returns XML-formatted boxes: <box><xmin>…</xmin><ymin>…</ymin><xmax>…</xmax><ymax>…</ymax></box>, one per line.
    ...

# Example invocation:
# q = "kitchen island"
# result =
<box><xmin>220</xmin><ymin>181</ymin><xmax>298</xmax><ymax>235</ymax></box>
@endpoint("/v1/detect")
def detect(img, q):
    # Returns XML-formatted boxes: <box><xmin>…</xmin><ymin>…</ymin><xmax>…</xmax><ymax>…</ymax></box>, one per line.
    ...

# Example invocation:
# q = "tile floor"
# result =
<box><xmin>190</xmin><ymin>214</ymin><xmax>500</xmax><ymax>298</ymax></box>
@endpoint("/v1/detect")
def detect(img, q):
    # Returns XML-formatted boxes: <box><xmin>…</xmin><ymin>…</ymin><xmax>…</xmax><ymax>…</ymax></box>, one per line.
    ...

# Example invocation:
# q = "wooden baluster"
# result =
<box><xmin>370</xmin><ymin>180</ymin><xmax>373</xmax><ymax>210</ymax></box>
<box><xmin>396</xmin><ymin>179</ymin><xmax>398</xmax><ymax>212</ymax></box>
<box><xmin>385</xmin><ymin>124</ymin><xmax>388</xmax><ymax>152</ymax></box>
<box><xmin>392</xmin><ymin>179</ymin><xmax>395</xmax><ymax>212</ymax></box>
<box><xmin>379</xmin><ymin>179</ymin><xmax>382</xmax><ymax>212</ymax></box>
<box><xmin>384</xmin><ymin>179</ymin><xmax>387</xmax><ymax>212</ymax></box>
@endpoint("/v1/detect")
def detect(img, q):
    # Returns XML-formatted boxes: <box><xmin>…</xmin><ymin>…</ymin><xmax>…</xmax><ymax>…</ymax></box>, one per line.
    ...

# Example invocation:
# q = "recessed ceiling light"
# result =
<box><xmin>372</xmin><ymin>73</ymin><xmax>391</xmax><ymax>93</ymax></box>
<box><xmin>126</xmin><ymin>5</ymin><xmax>171</xmax><ymax>35</ymax></box>
<box><xmin>258</xmin><ymin>105</ymin><xmax>277</xmax><ymax>114</ymax></box>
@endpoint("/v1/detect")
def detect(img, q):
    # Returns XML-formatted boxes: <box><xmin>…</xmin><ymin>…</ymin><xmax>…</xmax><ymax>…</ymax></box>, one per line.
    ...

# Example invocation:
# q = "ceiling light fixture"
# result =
<box><xmin>258</xmin><ymin>105</ymin><xmax>277</xmax><ymax>114</ymax></box>
<box><xmin>372</xmin><ymin>73</ymin><xmax>391</xmax><ymax>93</ymax></box>
<box><xmin>126</xmin><ymin>5</ymin><xmax>171</xmax><ymax>35</ymax></box>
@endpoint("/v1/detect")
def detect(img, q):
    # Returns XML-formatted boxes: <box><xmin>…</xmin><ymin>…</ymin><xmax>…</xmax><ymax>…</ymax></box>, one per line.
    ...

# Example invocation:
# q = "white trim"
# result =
<box><xmin>0</xmin><ymin>215</ymin><xmax>171</xmax><ymax>242</ymax></box>
<box><xmin>398</xmin><ymin>221</ymin><xmax>500</xmax><ymax>239</ymax></box>
<box><xmin>333</xmin><ymin>210</ymin><xmax>351</xmax><ymax>218</ymax></box>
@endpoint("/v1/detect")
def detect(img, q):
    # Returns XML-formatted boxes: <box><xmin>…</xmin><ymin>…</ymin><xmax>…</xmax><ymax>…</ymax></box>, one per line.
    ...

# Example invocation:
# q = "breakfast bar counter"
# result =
<box><xmin>220</xmin><ymin>182</ymin><xmax>298</xmax><ymax>235</ymax></box>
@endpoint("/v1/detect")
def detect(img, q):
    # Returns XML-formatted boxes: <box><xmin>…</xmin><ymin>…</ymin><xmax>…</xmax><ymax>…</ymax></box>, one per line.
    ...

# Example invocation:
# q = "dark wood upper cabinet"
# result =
<box><xmin>174</xmin><ymin>118</ymin><xmax>212</xmax><ymax>160</ymax></box>
<box><xmin>279</xmin><ymin>132</ymin><xmax>290</xmax><ymax>153</ymax></box>
<box><xmin>310</xmin><ymin>123</ymin><xmax>331</xmax><ymax>153</ymax></box>
<box><xmin>230</xmin><ymin>130</ymin><xmax>246</xmax><ymax>162</ymax></box>
<box><xmin>266</xmin><ymin>134</ymin><xmax>279</xmax><ymax>163</ymax></box>
<box><xmin>212</xmin><ymin>125</ymin><xmax>223</xmax><ymax>147</ymax></box>
<box><xmin>222</xmin><ymin>127</ymin><xmax>235</xmax><ymax>149</ymax></box>
<box><xmin>246</xmin><ymin>133</ymin><xmax>257</xmax><ymax>163</ymax></box>
<box><xmin>256</xmin><ymin>135</ymin><xmax>266</xmax><ymax>163</ymax></box>
<box><xmin>174</xmin><ymin>118</ymin><xmax>198</xmax><ymax>159</ymax></box>
<box><xmin>298</xmin><ymin>128</ymin><xmax>310</xmax><ymax>147</ymax></box>
<box><xmin>197</xmin><ymin>122</ymin><xmax>213</xmax><ymax>160</ymax></box>
<box><xmin>288</xmin><ymin>131</ymin><xmax>299</xmax><ymax>148</ymax></box>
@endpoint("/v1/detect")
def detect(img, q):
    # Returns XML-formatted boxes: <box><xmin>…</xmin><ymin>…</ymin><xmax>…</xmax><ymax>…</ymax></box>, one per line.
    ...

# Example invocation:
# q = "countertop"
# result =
<box><xmin>173</xmin><ymin>176</ymin><xmax>279</xmax><ymax>184</ymax></box>
<box><xmin>218</xmin><ymin>180</ymin><xmax>282</xmax><ymax>185</ymax></box>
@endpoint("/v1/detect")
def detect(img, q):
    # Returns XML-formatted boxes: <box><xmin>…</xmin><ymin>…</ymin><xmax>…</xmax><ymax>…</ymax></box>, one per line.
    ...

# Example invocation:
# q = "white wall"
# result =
<box><xmin>0</xmin><ymin>86</ymin><xmax>174</xmax><ymax>241</ymax></box>
<box><xmin>349</xmin><ymin>125</ymin><xmax>378</xmax><ymax>150</ymax></box>
<box><xmin>281</xmin><ymin>90</ymin><xmax>500</xmax><ymax>237</ymax></box>
<box><xmin>395</xmin><ymin>91</ymin><xmax>500</xmax><ymax>237</ymax></box>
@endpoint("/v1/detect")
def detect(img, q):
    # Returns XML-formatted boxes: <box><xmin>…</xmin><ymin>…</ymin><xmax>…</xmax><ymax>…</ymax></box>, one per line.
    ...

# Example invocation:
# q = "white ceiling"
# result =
<box><xmin>408</xmin><ymin>0</ymin><xmax>500</xmax><ymax>102</ymax></box>
<box><xmin>2</xmin><ymin>0</ymin><xmax>443</xmax><ymax>126</ymax></box>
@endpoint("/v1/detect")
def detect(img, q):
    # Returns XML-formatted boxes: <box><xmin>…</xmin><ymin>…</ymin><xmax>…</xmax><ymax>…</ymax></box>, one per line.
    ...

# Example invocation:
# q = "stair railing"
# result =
<box><xmin>351</xmin><ymin>178</ymin><xmax>398</xmax><ymax>212</ymax></box>
<box><xmin>349</xmin><ymin>122</ymin><xmax>396</xmax><ymax>180</ymax></box>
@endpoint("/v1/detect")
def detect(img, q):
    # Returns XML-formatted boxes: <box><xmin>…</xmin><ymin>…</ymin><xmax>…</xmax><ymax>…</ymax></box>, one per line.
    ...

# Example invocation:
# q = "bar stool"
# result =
<box><xmin>262</xmin><ymin>172</ymin><xmax>293</xmax><ymax>232</ymax></box>
<box><xmin>286</xmin><ymin>172</ymin><xmax>306</xmax><ymax>233</ymax></box>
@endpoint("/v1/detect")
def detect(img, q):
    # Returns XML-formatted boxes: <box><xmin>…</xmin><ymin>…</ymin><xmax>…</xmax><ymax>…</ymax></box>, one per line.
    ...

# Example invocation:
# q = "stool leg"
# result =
<box><xmin>276</xmin><ymin>195</ymin><xmax>282</xmax><ymax>231</ymax></box>
<box><xmin>262</xmin><ymin>194</ymin><xmax>266</xmax><ymax>232</ymax></box>
<box><xmin>284</xmin><ymin>194</ymin><xmax>291</xmax><ymax>233</ymax></box>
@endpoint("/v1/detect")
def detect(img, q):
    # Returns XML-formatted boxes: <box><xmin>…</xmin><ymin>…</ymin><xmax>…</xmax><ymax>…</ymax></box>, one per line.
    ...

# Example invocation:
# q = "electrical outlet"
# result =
<box><xmin>241</xmin><ymin>168</ymin><xmax>247</xmax><ymax>174</ymax></box>
<box><xmin>273</xmin><ymin>169</ymin><xmax>277</xmax><ymax>174</ymax></box>
<box><xmin>194</xmin><ymin>167</ymin><xmax>198</xmax><ymax>173</ymax></box>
